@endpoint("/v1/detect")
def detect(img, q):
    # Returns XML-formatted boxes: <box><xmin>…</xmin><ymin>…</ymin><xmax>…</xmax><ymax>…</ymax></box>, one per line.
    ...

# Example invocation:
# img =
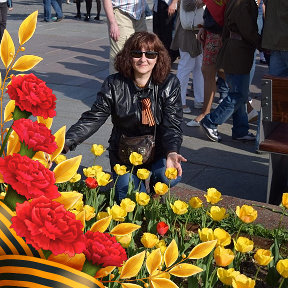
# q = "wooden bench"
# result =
<box><xmin>259</xmin><ymin>76</ymin><xmax>288</xmax><ymax>204</ymax></box>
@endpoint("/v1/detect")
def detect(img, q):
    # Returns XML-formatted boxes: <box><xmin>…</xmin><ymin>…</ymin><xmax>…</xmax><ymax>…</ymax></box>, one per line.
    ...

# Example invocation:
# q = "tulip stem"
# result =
<box><xmin>279</xmin><ymin>278</ymin><xmax>284</xmax><ymax>288</ymax></box>
<box><xmin>254</xmin><ymin>265</ymin><xmax>261</xmax><ymax>281</ymax></box>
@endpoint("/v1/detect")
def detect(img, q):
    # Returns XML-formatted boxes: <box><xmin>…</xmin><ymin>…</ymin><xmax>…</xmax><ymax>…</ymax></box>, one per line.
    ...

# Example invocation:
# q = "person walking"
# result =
<box><xmin>0</xmin><ymin>0</ymin><xmax>12</xmax><ymax>41</ymax></box>
<box><xmin>103</xmin><ymin>0</ymin><xmax>147</xmax><ymax>74</ymax></box>
<box><xmin>42</xmin><ymin>0</ymin><xmax>63</xmax><ymax>22</ymax></box>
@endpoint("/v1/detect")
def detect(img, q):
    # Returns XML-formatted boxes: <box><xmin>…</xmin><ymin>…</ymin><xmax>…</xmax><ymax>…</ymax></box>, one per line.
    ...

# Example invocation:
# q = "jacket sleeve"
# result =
<box><xmin>65</xmin><ymin>79</ymin><xmax>112</xmax><ymax>151</ymax></box>
<box><xmin>158</xmin><ymin>75</ymin><xmax>183</xmax><ymax>155</ymax></box>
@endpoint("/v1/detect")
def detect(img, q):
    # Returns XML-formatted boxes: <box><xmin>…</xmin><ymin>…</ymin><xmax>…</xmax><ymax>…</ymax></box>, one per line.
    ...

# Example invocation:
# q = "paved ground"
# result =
<box><xmin>4</xmin><ymin>0</ymin><xmax>271</xmax><ymax>203</ymax></box>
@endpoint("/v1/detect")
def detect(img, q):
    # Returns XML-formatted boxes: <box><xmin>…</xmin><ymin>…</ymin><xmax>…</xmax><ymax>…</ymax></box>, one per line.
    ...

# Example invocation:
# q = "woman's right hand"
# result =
<box><xmin>109</xmin><ymin>22</ymin><xmax>120</xmax><ymax>42</ymax></box>
<box><xmin>197</xmin><ymin>28</ymin><xmax>206</xmax><ymax>43</ymax></box>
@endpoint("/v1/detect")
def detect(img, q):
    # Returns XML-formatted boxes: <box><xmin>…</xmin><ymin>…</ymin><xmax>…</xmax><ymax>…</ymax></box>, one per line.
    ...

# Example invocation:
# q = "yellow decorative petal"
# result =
<box><xmin>1</xmin><ymin>29</ymin><xmax>15</xmax><ymax>68</ymax></box>
<box><xmin>95</xmin><ymin>266</ymin><xmax>116</xmax><ymax>278</ymax></box>
<box><xmin>188</xmin><ymin>240</ymin><xmax>217</xmax><ymax>259</ymax></box>
<box><xmin>0</xmin><ymin>172</ymin><xmax>3</xmax><ymax>183</ymax></box>
<box><xmin>110</xmin><ymin>223</ymin><xmax>141</xmax><ymax>236</ymax></box>
<box><xmin>12</xmin><ymin>55</ymin><xmax>43</xmax><ymax>71</ymax></box>
<box><xmin>54</xmin><ymin>191</ymin><xmax>83</xmax><ymax>210</ymax></box>
<box><xmin>37</xmin><ymin>116</ymin><xmax>53</xmax><ymax>129</ymax></box>
<box><xmin>4</xmin><ymin>100</ymin><xmax>15</xmax><ymax>122</ymax></box>
<box><xmin>150</xmin><ymin>278</ymin><xmax>179</xmax><ymax>288</ymax></box>
<box><xmin>53</xmin><ymin>155</ymin><xmax>82</xmax><ymax>183</ymax></box>
<box><xmin>120</xmin><ymin>251</ymin><xmax>146</xmax><ymax>279</ymax></box>
<box><xmin>76</xmin><ymin>210</ymin><xmax>85</xmax><ymax>229</ymax></box>
<box><xmin>169</xmin><ymin>263</ymin><xmax>203</xmax><ymax>277</ymax></box>
<box><xmin>48</xmin><ymin>253</ymin><xmax>85</xmax><ymax>271</ymax></box>
<box><xmin>7</xmin><ymin>130</ymin><xmax>20</xmax><ymax>156</ymax></box>
<box><xmin>164</xmin><ymin>239</ymin><xmax>178</xmax><ymax>268</ymax></box>
<box><xmin>146</xmin><ymin>248</ymin><xmax>162</xmax><ymax>275</ymax></box>
<box><xmin>50</xmin><ymin>126</ymin><xmax>66</xmax><ymax>161</ymax></box>
<box><xmin>18</xmin><ymin>10</ymin><xmax>38</xmax><ymax>45</ymax></box>
<box><xmin>90</xmin><ymin>216</ymin><xmax>112</xmax><ymax>233</ymax></box>
<box><xmin>121</xmin><ymin>284</ymin><xmax>143</xmax><ymax>288</ymax></box>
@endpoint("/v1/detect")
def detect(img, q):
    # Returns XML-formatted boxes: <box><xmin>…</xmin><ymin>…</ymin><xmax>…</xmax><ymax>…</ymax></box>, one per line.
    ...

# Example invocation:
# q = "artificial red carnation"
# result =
<box><xmin>7</xmin><ymin>74</ymin><xmax>56</xmax><ymax>119</ymax></box>
<box><xmin>0</xmin><ymin>154</ymin><xmax>59</xmax><ymax>200</ymax></box>
<box><xmin>85</xmin><ymin>177</ymin><xmax>98</xmax><ymax>189</ymax></box>
<box><xmin>11</xmin><ymin>196</ymin><xmax>85</xmax><ymax>256</ymax></box>
<box><xmin>12</xmin><ymin>118</ymin><xmax>57</xmax><ymax>154</ymax></box>
<box><xmin>156</xmin><ymin>221</ymin><xmax>169</xmax><ymax>236</ymax></box>
<box><xmin>83</xmin><ymin>231</ymin><xmax>127</xmax><ymax>267</ymax></box>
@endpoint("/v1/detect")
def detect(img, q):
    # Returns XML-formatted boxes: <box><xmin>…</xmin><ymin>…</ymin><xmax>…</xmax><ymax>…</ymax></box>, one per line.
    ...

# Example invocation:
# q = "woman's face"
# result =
<box><xmin>131</xmin><ymin>47</ymin><xmax>158</xmax><ymax>78</ymax></box>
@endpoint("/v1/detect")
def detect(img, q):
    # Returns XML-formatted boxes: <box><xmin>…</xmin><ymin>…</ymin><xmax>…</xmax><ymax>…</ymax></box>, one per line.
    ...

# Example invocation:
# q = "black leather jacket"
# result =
<box><xmin>65</xmin><ymin>73</ymin><xmax>183</xmax><ymax>166</ymax></box>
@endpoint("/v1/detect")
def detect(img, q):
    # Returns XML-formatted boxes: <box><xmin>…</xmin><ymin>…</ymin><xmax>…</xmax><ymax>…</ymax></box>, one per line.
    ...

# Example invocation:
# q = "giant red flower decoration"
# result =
<box><xmin>0</xmin><ymin>154</ymin><xmax>59</xmax><ymax>200</ymax></box>
<box><xmin>13</xmin><ymin>118</ymin><xmax>57</xmax><ymax>154</ymax></box>
<box><xmin>157</xmin><ymin>221</ymin><xmax>169</xmax><ymax>236</ymax></box>
<box><xmin>7</xmin><ymin>74</ymin><xmax>56</xmax><ymax>119</ymax></box>
<box><xmin>83</xmin><ymin>231</ymin><xmax>127</xmax><ymax>267</ymax></box>
<box><xmin>11</xmin><ymin>196</ymin><xmax>85</xmax><ymax>256</ymax></box>
<box><xmin>85</xmin><ymin>177</ymin><xmax>98</xmax><ymax>189</ymax></box>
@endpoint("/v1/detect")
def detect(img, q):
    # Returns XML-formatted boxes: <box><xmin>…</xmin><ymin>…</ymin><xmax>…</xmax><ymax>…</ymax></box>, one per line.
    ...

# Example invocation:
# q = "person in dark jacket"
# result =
<box><xmin>64</xmin><ymin>31</ymin><xmax>187</xmax><ymax>202</ymax></box>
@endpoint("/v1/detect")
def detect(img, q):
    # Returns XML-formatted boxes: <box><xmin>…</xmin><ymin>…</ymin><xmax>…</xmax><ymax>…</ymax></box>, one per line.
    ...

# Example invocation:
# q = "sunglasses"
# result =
<box><xmin>130</xmin><ymin>50</ymin><xmax>159</xmax><ymax>59</ymax></box>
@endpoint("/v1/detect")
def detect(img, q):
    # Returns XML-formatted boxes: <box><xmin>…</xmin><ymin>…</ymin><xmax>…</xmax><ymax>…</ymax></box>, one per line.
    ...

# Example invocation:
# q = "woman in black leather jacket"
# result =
<box><xmin>64</xmin><ymin>32</ymin><xmax>187</xmax><ymax>202</ymax></box>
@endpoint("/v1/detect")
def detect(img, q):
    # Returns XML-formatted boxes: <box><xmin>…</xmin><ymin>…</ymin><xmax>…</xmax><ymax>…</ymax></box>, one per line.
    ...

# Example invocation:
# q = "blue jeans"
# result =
<box><xmin>113</xmin><ymin>158</ymin><xmax>182</xmax><ymax>203</ymax></box>
<box><xmin>269</xmin><ymin>50</ymin><xmax>288</xmax><ymax>77</ymax></box>
<box><xmin>216</xmin><ymin>76</ymin><xmax>229</xmax><ymax>100</ymax></box>
<box><xmin>43</xmin><ymin>0</ymin><xmax>63</xmax><ymax>21</ymax></box>
<box><xmin>202</xmin><ymin>73</ymin><xmax>250</xmax><ymax>138</ymax></box>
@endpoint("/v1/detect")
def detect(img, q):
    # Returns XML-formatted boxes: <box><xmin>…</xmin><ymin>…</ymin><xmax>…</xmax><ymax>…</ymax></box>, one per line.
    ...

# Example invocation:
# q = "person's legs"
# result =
<box><xmin>177</xmin><ymin>49</ymin><xmax>194</xmax><ymax>107</ymax></box>
<box><xmin>193</xmin><ymin>53</ymin><xmax>204</xmax><ymax>104</ymax></box>
<box><xmin>216</xmin><ymin>72</ymin><xmax>229</xmax><ymax>103</ymax></box>
<box><xmin>43</xmin><ymin>0</ymin><xmax>52</xmax><ymax>21</ymax></box>
<box><xmin>269</xmin><ymin>50</ymin><xmax>288</xmax><ymax>77</ymax></box>
<box><xmin>75</xmin><ymin>0</ymin><xmax>81</xmax><ymax>17</ymax></box>
<box><xmin>0</xmin><ymin>3</ymin><xmax>7</xmax><ymax>42</ymax></box>
<box><xmin>94</xmin><ymin>0</ymin><xmax>101</xmax><ymax>20</ymax></box>
<box><xmin>51</xmin><ymin>0</ymin><xmax>63</xmax><ymax>19</ymax></box>
<box><xmin>84</xmin><ymin>0</ymin><xmax>92</xmax><ymax>21</ymax></box>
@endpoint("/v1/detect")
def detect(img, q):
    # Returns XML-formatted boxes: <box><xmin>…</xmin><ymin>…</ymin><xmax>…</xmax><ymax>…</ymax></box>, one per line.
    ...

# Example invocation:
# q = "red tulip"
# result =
<box><xmin>157</xmin><ymin>221</ymin><xmax>169</xmax><ymax>236</ymax></box>
<box><xmin>85</xmin><ymin>177</ymin><xmax>98</xmax><ymax>189</ymax></box>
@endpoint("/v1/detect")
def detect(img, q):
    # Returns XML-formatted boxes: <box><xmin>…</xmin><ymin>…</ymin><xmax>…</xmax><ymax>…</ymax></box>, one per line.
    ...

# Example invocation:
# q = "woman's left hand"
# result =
<box><xmin>166</xmin><ymin>152</ymin><xmax>187</xmax><ymax>177</ymax></box>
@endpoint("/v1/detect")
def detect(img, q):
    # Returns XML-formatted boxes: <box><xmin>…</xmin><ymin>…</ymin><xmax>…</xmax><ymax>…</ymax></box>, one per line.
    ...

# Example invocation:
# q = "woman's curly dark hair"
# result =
<box><xmin>114</xmin><ymin>32</ymin><xmax>171</xmax><ymax>84</ymax></box>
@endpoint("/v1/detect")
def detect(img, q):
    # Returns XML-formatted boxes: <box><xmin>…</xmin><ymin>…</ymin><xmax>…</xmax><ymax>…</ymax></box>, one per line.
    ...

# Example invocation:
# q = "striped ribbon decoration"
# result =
<box><xmin>141</xmin><ymin>98</ymin><xmax>155</xmax><ymax>127</ymax></box>
<box><xmin>0</xmin><ymin>200</ymin><xmax>103</xmax><ymax>288</ymax></box>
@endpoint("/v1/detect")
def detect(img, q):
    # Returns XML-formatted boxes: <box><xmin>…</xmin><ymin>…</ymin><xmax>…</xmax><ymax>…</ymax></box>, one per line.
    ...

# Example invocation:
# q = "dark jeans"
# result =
<box><xmin>0</xmin><ymin>3</ymin><xmax>7</xmax><ymax>42</ymax></box>
<box><xmin>43</xmin><ymin>0</ymin><xmax>63</xmax><ymax>21</ymax></box>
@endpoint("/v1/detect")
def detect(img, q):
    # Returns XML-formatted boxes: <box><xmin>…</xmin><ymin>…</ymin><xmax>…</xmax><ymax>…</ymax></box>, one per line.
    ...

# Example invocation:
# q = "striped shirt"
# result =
<box><xmin>112</xmin><ymin>0</ymin><xmax>146</xmax><ymax>20</ymax></box>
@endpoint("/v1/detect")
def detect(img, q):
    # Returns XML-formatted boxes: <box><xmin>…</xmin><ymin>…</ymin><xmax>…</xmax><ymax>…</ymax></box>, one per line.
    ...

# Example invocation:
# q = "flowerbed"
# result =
<box><xmin>0</xmin><ymin>11</ymin><xmax>288</xmax><ymax>288</ymax></box>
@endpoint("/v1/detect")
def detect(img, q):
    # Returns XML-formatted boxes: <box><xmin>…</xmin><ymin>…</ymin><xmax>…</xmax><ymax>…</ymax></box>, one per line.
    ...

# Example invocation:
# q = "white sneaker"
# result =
<box><xmin>145</xmin><ymin>15</ymin><xmax>153</xmax><ymax>20</ymax></box>
<box><xmin>248</xmin><ymin>109</ymin><xmax>258</xmax><ymax>122</ymax></box>
<box><xmin>194</xmin><ymin>102</ymin><xmax>203</xmax><ymax>109</ymax></box>
<box><xmin>183</xmin><ymin>107</ymin><xmax>191</xmax><ymax>113</ymax></box>
<box><xmin>186</xmin><ymin>119</ymin><xmax>200</xmax><ymax>127</ymax></box>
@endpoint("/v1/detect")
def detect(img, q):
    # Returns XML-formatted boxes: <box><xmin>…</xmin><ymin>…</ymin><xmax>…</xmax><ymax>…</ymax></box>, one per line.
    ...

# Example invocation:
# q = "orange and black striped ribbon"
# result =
<box><xmin>0</xmin><ymin>255</ymin><xmax>103</xmax><ymax>288</ymax></box>
<box><xmin>141</xmin><ymin>98</ymin><xmax>155</xmax><ymax>126</ymax></box>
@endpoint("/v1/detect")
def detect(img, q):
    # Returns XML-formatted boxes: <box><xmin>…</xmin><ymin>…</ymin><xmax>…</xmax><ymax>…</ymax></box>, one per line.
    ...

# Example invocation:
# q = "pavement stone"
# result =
<box><xmin>4</xmin><ymin>0</ymin><xmax>271</xmax><ymax>203</ymax></box>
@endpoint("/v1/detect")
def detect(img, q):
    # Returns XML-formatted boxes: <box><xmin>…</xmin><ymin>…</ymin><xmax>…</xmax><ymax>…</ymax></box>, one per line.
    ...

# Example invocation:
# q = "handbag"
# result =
<box><xmin>180</xmin><ymin>0</ymin><xmax>205</xmax><ymax>30</ymax></box>
<box><xmin>118</xmin><ymin>86</ymin><xmax>158</xmax><ymax>165</ymax></box>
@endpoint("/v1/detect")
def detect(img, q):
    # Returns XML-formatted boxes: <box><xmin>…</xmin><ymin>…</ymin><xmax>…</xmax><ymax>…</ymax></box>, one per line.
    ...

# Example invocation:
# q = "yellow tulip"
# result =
<box><xmin>254</xmin><ymin>249</ymin><xmax>273</xmax><ymax>266</ymax></box>
<box><xmin>236</xmin><ymin>205</ymin><xmax>257</xmax><ymax>223</ymax></box>
<box><xmin>96</xmin><ymin>171</ymin><xmax>112</xmax><ymax>186</ymax></box>
<box><xmin>165</xmin><ymin>167</ymin><xmax>177</xmax><ymax>180</ymax></box>
<box><xmin>83</xmin><ymin>205</ymin><xmax>96</xmax><ymax>221</ymax></box>
<box><xmin>170</xmin><ymin>200</ymin><xmax>189</xmax><ymax>215</ymax></box>
<box><xmin>204</xmin><ymin>188</ymin><xmax>223</xmax><ymax>204</ymax></box>
<box><xmin>141</xmin><ymin>232</ymin><xmax>159</xmax><ymax>248</ymax></box>
<box><xmin>189</xmin><ymin>196</ymin><xmax>203</xmax><ymax>208</ymax></box>
<box><xmin>234</xmin><ymin>237</ymin><xmax>254</xmax><ymax>253</ymax></box>
<box><xmin>198</xmin><ymin>228</ymin><xmax>215</xmax><ymax>242</ymax></box>
<box><xmin>97</xmin><ymin>211</ymin><xmax>109</xmax><ymax>220</ymax></box>
<box><xmin>113</xmin><ymin>164</ymin><xmax>128</xmax><ymax>176</ymax></box>
<box><xmin>120</xmin><ymin>198</ymin><xmax>136</xmax><ymax>213</ymax></box>
<box><xmin>69</xmin><ymin>173</ymin><xmax>81</xmax><ymax>183</ymax></box>
<box><xmin>116</xmin><ymin>233</ymin><xmax>132</xmax><ymax>248</ymax></box>
<box><xmin>276</xmin><ymin>259</ymin><xmax>288</xmax><ymax>278</ymax></box>
<box><xmin>232</xmin><ymin>274</ymin><xmax>256</xmax><ymax>288</ymax></box>
<box><xmin>214</xmin><ymin>246</ymin><xmax>235</xmax><ymax>267</ymax></box>
<box><xmin>129</xmin><ymin>152</ymin><xmax>143</xmax><ymax>166</ymax></box>
<box><xmin>154</xmin><ymin>182</ymin><xmax>169</xmax><ymax>196</ymax></box>
<box><xmin>214</xmin><ymin>228</ymin><xmax>231</xmax><ymax>247</ymax></box>
<box><xmin>155</xmin><ymin>239</ymin><xmax>167</xmax><ymax>254</ymax></box>
<box><xmin>91</xmin><ymin>144</ymin><xmax>105</xmax><ymax>156</ymax></box>
<box><xmin>83</xmin><ymin>165</ymin><xmax>103</xmax><ymax>177</ymax></box>
<box><xmin>107</xmin><ymin>204</ymin><xmax>127</xmax><ymax>222</ymax></box>
<box><xmin>54</xmin><ymin>154</ymin><xmax>67</xmax><ymax>164</ymax></box>
<box><xmin>136</xmin><ymin>168</ymin><xmax>150</xmax><ymax>180</ymax></box>
<box><xmin>135</xmin><ymin>192</ymin><xmax>150</xmax><ymax>206</ymax></box>
<box><xmin>217</xmin><ymin>268</ymin><xmax>240</xmax><ymax>286</ymax></box>
<box><xmin>282</xmin><ymin>193</ymin><xmax>288</xmax><ymax>209</ymax></box>
<box><xmin>207</xmin><ymin>206</ymin><xmax>228</xmax><ymax>222</ymax></box>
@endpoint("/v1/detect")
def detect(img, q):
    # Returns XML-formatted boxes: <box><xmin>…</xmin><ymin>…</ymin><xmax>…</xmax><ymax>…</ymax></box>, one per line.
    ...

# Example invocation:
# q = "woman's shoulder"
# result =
<box><xmin>159</xmin><ymin>73</ymin><xmax>180</xmax><ymax>89</ymax></box>
<box><xmin>104</xmin><ymin>73</ymin><xmax>131</xmax><ymax>88</ymax></box>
